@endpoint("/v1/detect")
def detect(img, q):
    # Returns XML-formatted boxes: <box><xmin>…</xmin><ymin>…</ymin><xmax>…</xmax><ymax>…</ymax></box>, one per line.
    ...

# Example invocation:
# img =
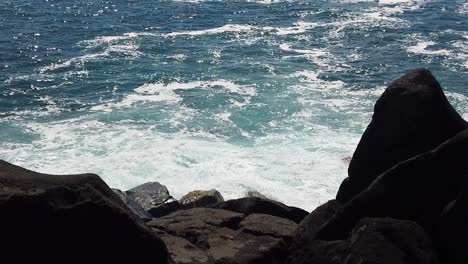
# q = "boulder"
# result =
<box><xmin>147</xmin><ymin>207</ymin><xmax>290</xmax><ymax>264</ymax></box>
<box><xmin>288</xmin><ymin>218</ymin><xmax>438</xmax><ymax>264</ymax></box>
<box><xmin>112</xmin><ymin>188</ymin><xmax>152</xmax><ymax>221</ymax></box>
<box><xmin>0</xmin><ymin>160</ymin><xmax>169</xmax><ymax>264</ymax></box>
<box><xmin>436</xmin><ymin>176</ymin><xmax>468</xmax><ymax>264</ymax></box>
<box><xmin>179</xmin><ymin>189</ymin><xmax>224</xmax><ymax>208</ymax></box>
<box><xmin>288</xmin><ymin>200</ymin><xmax>342</xmax><ymax>261</ymax></box>
<box><xmin>244</xmin><ymin>190</ymin><xmax>270</xmax><ymax>199</ymax></box>
<box><xmin>211</xmin><ymin>197</ymin><xmax>308</xmax><ymax>224</ymax></box>
<box><xmin>239</xmin><ymin>213</ymin><xmax>298</xmax><ymax>242</ymax></box>
<box><xmin>317</xmin><ymin>128</ymin><xmax>468</xmax><ymax>241</ymax></box>
<box><xmin>337</xmin><ymin>69</ymin><xmax>468</xmax><ymax>203</ymax></box>
<box><xmin>127</xmin><ymin>182</ymin><xmax>182</xmax><ymax>217</ymax></box>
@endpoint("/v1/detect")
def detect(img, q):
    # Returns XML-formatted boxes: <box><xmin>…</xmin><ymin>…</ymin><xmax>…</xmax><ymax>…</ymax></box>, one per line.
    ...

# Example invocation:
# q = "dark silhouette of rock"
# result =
<box><xmin>112</xmin><ymin>188</ymin><xmax>152</xmax><ymax>221</ymax></box>
<box><xmin>317</xmin><ymin>128</ymin><xmax>468</xmax><ymax>241</ymax></box>
<box><xmin>127</xmin><ymin>181</ymin><xmax>182</xmax><ymax>217</ymax></box>
<box><xmin>180</xmin><ymin>189</ymin><xmax>224</xmax><ymax>208</ymax></box>
<box><xmin>288</xmin><ymin>200</ymin><xmax>342</xmax><ymax>262</ymax></box>
<box><xmin>289</xmin><ymin>218</ymin><xmax>439</xmax><ymax>264</ymax></box>
<box><xmin>148</xmin><ymin>207</ymin><xmax>291</xmax><ymax>264</ymax></box>
<box><xmin>0</xmin><ymin>160</ymin><xmax>169</xmax><ymax>264</ymax></box>
<box><xmin>337</xmin><ymin>69</ymin><xmax>468</xmax><ymax>203</ymax></box>
<box><xmin>436</xmin><ymin>176</ymin><xmax>468</xmax><ymax>264</ymax></box>
<box><xmin>211</xmin><ymin>197</ymin><xmax>308</xmax><ymax>224</ymax></box>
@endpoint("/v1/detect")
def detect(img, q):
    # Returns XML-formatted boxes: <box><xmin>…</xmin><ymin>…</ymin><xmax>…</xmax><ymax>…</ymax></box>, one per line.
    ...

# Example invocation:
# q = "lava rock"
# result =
<box><xmin>148</xmin><ymin>207</ymin><xmax>289</xmax><ymax>264</ymax></box>
<box><xmin>112</xmin><ymin>188</ymin><xmax>152</xmax><ymax>221</ymax></box>
<box><xmin>127</xmin><ymin>182</ymin><xmax>182</xmax><ymax>217</ymax></box>
<box><xmin>157</xmin><ymin>231</ymin><xmax>213</xmax><ymax>264</ymax></box>
<box><xmin>239</xmin><ymin>213</ymin><xmax>298</xmax><ymax>242</ymax></box>
<box><xmin>337</xmin><ymin>69</ymin><xmax>468</xmax><ymax>203</ymax></box>
<box><xmin>289</xmin><ymin>218</ymin><xmax>438</xmax><ymax>264</ymax></box>
<box><xmin>0</xmin><ymin>160</ymin><xmax>169</xmax><ymax>264</ymax></box>
<box><xmin>211</xmin><ymin>197</ymin><xmax>308</xmax><ymax>224</ymax></box>
<box><xmin>288</xmin><ymin>200</ymin><xmax>342</xmax><ymax>261</ymax></box>
<box><xmin>179</xmin><ymin>189</ymin><xmax>224</xmax><ymax>208</ymax></box>
<box><xmin>436</xmin><ymin>176</ymin><xmax>468</xmax><ymax>264</ymax></box>
<box><xmin>317</xmin><ymin>128</ymin><xmax>468</xmax><ymax>241</ymax></box>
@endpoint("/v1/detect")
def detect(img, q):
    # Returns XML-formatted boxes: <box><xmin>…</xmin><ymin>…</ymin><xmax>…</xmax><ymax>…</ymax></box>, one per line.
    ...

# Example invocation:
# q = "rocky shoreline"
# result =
<box><xmin>1</xmin><ymin>69</ymin><xmax>467</xmax><ymax>264</ymax></box>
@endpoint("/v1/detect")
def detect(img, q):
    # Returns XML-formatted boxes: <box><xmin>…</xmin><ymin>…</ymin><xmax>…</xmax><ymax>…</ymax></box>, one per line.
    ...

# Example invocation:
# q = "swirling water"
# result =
<box><xmin>0</xmin><ymin>0</ymin><xmax>466</xmax><ymax>210</ymax></box>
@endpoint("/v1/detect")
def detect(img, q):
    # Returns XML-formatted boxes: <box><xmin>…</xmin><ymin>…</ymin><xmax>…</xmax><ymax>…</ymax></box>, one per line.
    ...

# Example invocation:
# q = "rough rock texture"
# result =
<box><xmin>239</xmin><ymin>213</ymin><xmax>298</xmax><ymax>242</ymax></box>
<box><xmin>318</xmin><ymin>127</ymin><xmax>468</xmax><ymax>241</ymax></box>
<box><xmin>288</xmin><ymin>200</ymin><xmax>342</xmax><ymax>261</ymax></box>
<box><xmin>211</xmin><ymin>197</ymin><xmax>308</xmax><ymax>224</ymax></box>
<box><xmin>148</xmin><ymin>208</ymin><xmax>293</xmax><ymax>264</ymax></box>
<box><xmin>112</xmin><ymin>188</ymin><xmax>152</xmax><ymax>221</ymax></box>
<box><xmin>180</xmin><ymin>189</ymin><xmax>224</xmax><ymax>208</ymax></box>
<box><xmin>289</xmin><ymin>218</ymin><xmax>439</xmax><ymax>264</ymax></box>
<box><xmin>436</xmin><ymin>176</ymin><xmax>468</xmax><ymax>264</ymax></box>
<box><xmin>337</xmin><ymin>69</ymin><xmax>468</xmax><ymax>203</ymax></box>
<box><xmin>245</xmin><ymin>190</ymin><xmax>270</xmax><ymax>199</ymax></box>
<box><xmin>127</xmin><ymin>182</ymin><xmax>182</xmax><ymax>217</ymax></box>
<box><xmin>0</xmin><ymin>160</ymin><xmax>169</xmax><ymax>264</ymax></box>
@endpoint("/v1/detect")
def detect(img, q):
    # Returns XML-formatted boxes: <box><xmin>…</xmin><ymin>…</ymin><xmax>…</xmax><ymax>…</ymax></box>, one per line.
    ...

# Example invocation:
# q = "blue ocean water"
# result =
<box><xmin>0</xmin><ymin>0</ymin><xmax>466</xmax><ymax>210</ymax></box>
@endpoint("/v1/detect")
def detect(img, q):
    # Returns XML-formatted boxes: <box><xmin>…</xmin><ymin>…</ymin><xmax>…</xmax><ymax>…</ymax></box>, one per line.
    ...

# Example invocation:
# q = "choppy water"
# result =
<box><xmin>0</xmin><ymin>0</ymin><xmax>467</xmax><ymax>210</ymax></box>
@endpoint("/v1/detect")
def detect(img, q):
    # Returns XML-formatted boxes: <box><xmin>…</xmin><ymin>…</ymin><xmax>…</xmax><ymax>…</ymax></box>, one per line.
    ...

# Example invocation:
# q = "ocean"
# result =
<box><xmin>0</xmin><ymin>0</ymin><xmax>466</xmax><ymax>210</ymax></box>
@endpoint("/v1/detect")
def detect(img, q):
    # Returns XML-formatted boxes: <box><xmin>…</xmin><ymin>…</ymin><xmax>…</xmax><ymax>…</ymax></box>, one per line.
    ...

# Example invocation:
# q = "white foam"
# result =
<box><xmin>107</xmin><ymin>80</ymin><xmax>256</xmax><ymax>109</ymax></box>
<box><xmin>0</xmin><ymin>117</ymin><xmax>358</xmax><ymax>211</ymax></box>
<box><xmin>165</xmin><ymin>24</ymin><xmax>254</xmax><ymax>37</ymax></box>
<box><xmin>407</xmin><ymin>41</ymin><xmax>451</xmax><ymax>56</ymax></box>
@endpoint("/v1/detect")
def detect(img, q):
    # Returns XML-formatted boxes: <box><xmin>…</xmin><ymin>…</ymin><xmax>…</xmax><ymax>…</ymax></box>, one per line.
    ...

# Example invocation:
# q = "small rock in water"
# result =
<box><xmin>179</xmin><ymin>189</ymin><xmax>224</xmax><ymax>208</ymax></box>
<box><xmin>127</xmin><ymin>182</ymin><xmax>182</xmax><ymax>218</ymax></box>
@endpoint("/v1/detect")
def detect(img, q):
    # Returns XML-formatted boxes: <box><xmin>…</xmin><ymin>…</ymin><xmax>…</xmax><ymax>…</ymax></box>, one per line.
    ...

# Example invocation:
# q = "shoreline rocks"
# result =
<box><xmin>1</xmin><ymin>68</ymin><xmax>466</xmax><ymax>263</ymax></box>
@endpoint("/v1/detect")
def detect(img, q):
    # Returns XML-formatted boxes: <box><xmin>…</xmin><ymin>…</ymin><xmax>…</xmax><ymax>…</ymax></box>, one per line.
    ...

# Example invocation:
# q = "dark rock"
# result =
<box><xmin>245</xmin><ymin>190</ymin><xmax>270</xmax><ymax>199</ymax></box>
<box><xmin>239</xmin><ymin>213</ymin><xmax>298</xmax><ymax>242</ymax></box>
<box><xmin>157</xmin><ymin>232</ymin><xmax>213</xmax><ymax>264</ymax></box>
<box><xmin>436</xmin><ymin>176</ymin><xmax>468</xmax><ymax>264</ymax></box>
<box><xmin>180</xmin><ymin>189</ymin><xmax>224</xmax><ymax>208</ymax></box>
<box><xmin>317</xmin><ymin>128</ymin><xmax>468</xmax><ymax>241</ymax></box>
<box><xmin>288</xmin><ymin>200</ymin><xmax>342</xmax><ymax>261</ymax></box>
<box><xmin>147</xmin><ymin>208</ymin><xmax>245</xmax><ymax>248</ymax></box>
<box><xmin>148</xmin><ymin>207</ymin><xmax>289</xmax><ymax>264</ymax></box>
<box><xmin>112</xmin><ymin>188</ymin><xmax>152</xmax><ymax>221</ymax></box>
<box><xmin>0</xmin><ymin>160</ymin><xmax>169</xmax><ymax>264</ymax></box>
<box><xmin>211</xmin><ymin>197</ymin><xmax>308</xmax><ymax>224</ymax></box>
<box><xmin>127</xmin><ymin>182</ymin><xmax>182</xmax><ymax>217</ymax></box>
<box><xmin>337</xmin><ymin>69</ymin><xmax>468</xmax><ymax>203</ymax></box>
<box><xmin>290</xmin><ymin>218</ymin><xmax>438</xmax><ymax>264</ymax></box>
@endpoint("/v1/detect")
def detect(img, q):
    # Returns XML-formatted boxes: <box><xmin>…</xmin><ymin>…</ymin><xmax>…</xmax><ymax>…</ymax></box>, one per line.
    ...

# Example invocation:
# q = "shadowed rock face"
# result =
<box><xmin>210</xmin><ymin>197</ymin><xmax>308</xmax><ymax>224</ymax></box>
<box><xmin>317</xmin><ymin>128</ymin><xmax>468</xmax><ymax>242</ymax></box>
<box><xmin>288</xmin><ymin>217</ymin><xmax>439</xmax><ymax>264</ymax></box>
<box><xmin>0</xmin><ymin>160</ymin><xmax>169</xmax><ymax>264</ymax></box>
<box><xmin>337</xmin><ymin>69</ymin><xmax>468</xmax><ymax>203</ymax></box>
<box><xmin>436</xmin><ymin>176</ymin><xmax>468</xmax><ymax>264</ymax></box>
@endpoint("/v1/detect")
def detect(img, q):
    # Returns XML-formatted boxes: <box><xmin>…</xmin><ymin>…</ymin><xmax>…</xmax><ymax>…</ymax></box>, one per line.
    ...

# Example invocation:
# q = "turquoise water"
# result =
<box><xmin>0</xmin><ymin>0</ymin><xmax>467</xmax><ymax>210</ymax></box>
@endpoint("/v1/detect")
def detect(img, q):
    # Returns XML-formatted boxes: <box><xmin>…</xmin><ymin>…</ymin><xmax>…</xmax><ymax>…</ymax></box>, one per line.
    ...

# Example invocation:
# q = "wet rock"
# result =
<box><xmin>148</xmin><ymin>207</ymin><xmax>289</xmax><ymax>264</ymax></box>
<box><xmin>179</xmin><ymin>189</ymin><xmax>224</xmax><ymax>208</ymax></box>
<box><xmin>244</xmin><ymin>190</ymin><xmax>270</xmax><ymax>199</ymax></box>
<box><xmin>127</xmin><ymin>182</ymin><xmax>182</xmax><ymax>217</ymax></box>
<box><xmin>289</xmin><ymin>218</ymin><xmax>439</xmax><ymax>264</ymax></box>
<box><xmin>112</xmin><ymin>188</ymin><xmax>152</xmax><ymax>221</ymax></box>
<box><xmin>317</xmin><ymin>128</ymin><xmax>468</xmax><ymax>241</ymax></box>
<box><xmin>211</xmin><ymin>197</ymin><xmax>308</xmax><ymax>224</ymax></box>
<box><xmin>0</xmin><ymin>160</ymin><xmax>169</xmax><ymax>264</ymax></box>
<box><xmin>337</xmin><ymin>69</ymin><xmax>468</xmax><ymax>203</ymax></box>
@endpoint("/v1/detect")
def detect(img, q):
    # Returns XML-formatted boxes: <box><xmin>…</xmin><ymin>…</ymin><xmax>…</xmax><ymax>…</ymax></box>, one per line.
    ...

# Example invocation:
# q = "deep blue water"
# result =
<box><xmin>0</xmin><ymin>0</ymin><xmax>466</xmax><ymax>209</ymax></box>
